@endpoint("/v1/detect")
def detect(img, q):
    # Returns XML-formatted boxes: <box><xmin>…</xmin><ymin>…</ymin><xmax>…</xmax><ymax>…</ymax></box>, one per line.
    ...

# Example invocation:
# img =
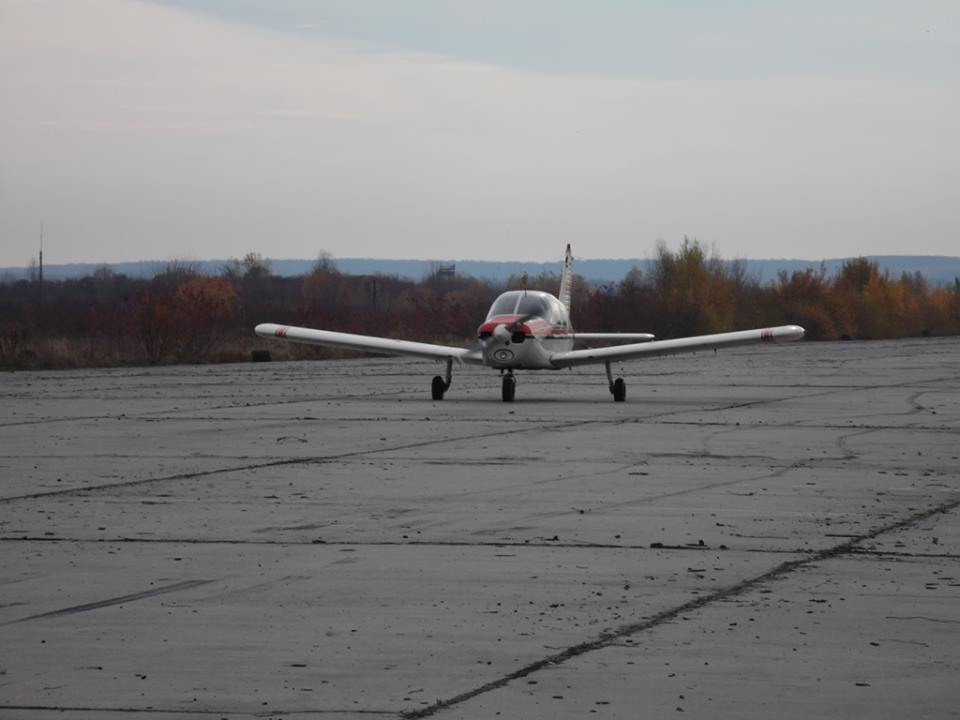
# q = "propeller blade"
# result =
<box><xmin>506</xmin><ymin>313</ymin><xmax>537</xmax><ymax>332</ymax></box>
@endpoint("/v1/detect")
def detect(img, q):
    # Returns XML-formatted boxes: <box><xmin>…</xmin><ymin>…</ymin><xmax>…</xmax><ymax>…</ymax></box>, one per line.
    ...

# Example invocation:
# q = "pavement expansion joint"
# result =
<box><xmin>0</xmin><ymin>535</ymin><xmax>808</xmax><ymax>555</ymax></box>
<box><xmin>0</xmin><ymin>705</ymin><xmax>397</xmax><ymax>716</ymax></box>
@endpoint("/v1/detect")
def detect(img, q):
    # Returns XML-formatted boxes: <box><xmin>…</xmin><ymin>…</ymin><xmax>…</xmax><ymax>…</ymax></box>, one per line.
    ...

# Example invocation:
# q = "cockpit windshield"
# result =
<box><xmin>517</xmin><ymin>294</ymin><xmax>549</xmax><ymax>316</ymax></box>
<box><xmin>487</xmin><ymin>292</ymin><xmax>521</xmax><ymax>318</ymax></box>
<box><xmin>486</xmin><ymin>291</ymin><xmax>554</xmax><ymax>320</ymax></box>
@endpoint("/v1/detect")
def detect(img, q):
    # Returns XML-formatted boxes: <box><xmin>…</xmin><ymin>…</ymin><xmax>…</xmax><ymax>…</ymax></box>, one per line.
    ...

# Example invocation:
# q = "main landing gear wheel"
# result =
<box><xmin>431</xmin><ymin>357</ymin><xmax>454</xmax><ymax>400</ymax></box>
<box><xmin>612</xmin><ymin>377</ymin><xmax>626</xmax><ymax>402</ymax></box>
<box><xmin>501</xmin><ymin>374</ymin><xmax>516</xmax><ymax>403</ymax></box>
<box><xmin>605</xmin><ymin>362</ymin><xmax>626</xmax><ymax>402</ymax></box>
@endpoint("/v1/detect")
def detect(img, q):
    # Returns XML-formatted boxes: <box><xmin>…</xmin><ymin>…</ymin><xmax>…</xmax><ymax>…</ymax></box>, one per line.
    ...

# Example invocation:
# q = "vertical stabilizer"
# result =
<box><xmin>557</xmin><ymin>243</ymin><xmax>574</xmax><ymax>312</ymax></box>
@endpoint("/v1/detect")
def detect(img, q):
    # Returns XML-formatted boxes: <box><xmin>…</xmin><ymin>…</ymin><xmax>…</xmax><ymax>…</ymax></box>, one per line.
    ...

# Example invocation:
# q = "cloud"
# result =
<box><xmin>0</xmin><ymin>0</ymin><xmax>957</xmax><ymax>266</ymax></box>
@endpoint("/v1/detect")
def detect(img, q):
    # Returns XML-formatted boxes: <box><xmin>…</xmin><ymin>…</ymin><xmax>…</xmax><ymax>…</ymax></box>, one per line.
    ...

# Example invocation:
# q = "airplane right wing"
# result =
<box><xmin>255</xmin><ymin>323</ymin><xmax>484</xmax><ymax>364</ymax></box>
<box><xmin>550</xmin><ymin>325</ymin><xmax>805</xmax><ymax>368</ymax></box>
<box><xmin>573</xmin><ymin>333</ymin><xmax>655</xmax><ymax>342</ymax></box>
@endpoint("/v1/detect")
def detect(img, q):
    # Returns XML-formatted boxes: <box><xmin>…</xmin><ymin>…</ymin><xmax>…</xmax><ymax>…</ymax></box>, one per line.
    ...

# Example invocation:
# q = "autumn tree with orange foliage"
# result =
<box><xmin>774</xmin><ymin>266</ymin><xmax>846</xmax><ymax>340</ymax></box>
<box><xmin>172</xmin><ymin>277</ymin><xmax>238</xmax><ymax>361</ymax></box>
<box><xmin>649</xmin><ymin>238</ymin><xmax>736</xmax><ymax>337</ymax></box>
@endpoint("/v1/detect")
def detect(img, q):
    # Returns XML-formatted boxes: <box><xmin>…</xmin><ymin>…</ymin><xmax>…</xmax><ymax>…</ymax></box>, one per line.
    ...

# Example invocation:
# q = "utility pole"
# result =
<box><xmin>39</xmin><ymin>223</ymin><xmax>44</xmax><ymax>292</ymax></box>
<box><xmin>38</xmin><ymin>223</ymin><xmax>44</xmax><ymax>330</ymax></box>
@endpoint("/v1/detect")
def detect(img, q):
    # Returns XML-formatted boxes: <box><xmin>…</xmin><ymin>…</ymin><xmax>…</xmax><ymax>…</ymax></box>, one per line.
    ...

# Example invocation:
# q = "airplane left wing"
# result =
<box><xmin>255</xmin><ymin>323</ymin><xmax>484</xmax><ymax>364</ymax></box>
<box><xmin>550</xmin><ymin>325</ymin><xmax>804</xmax><ymax>368</ymax></box>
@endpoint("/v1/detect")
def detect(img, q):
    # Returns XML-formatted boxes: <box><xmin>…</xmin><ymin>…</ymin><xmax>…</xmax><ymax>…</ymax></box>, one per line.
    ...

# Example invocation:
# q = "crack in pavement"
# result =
<box><xmin>835</xmin><ymin>427</ymin><xmax>880</xmax><ymax>460</ymax></box>
<box><xmin>659</xmin><ymin>419</ymin><xmax>957</xmax><ymax>432</ymax></box>
<box><xmin>0</xmin><ymin>386</ymin><xmax>416</xmax><ymax>429</ymax></box>
<box><xmin>0</xmin><ymin>390</ymin><xmax>823</xmax><ymax>506</ymax></box>
<box><xmin>398</xmin><ymin>495</ymin><xmax>960</xmax><ymax>719</ymax></box>
<box><xmin>849</xmin><ymin>548</ymin><xmax>960</xmax><ymax>560</ymax></box>
<box><xmin>485</xmin><ymin>459</ymin><xmax>814</xmax><ymax>528</ymax></box>
<box><xmin>1</xmin><ymin>579</ymin><xmax>214</xmax><ymax>626</ymax></box>
<box><xmin>0</xmin><ymin>419</ymin><xmax>590</xmax><ymax>504</ymax></box>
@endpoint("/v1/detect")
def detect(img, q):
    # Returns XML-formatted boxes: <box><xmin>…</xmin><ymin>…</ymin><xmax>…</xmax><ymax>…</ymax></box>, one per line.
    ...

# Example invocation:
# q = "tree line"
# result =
<box><xmin>2</xmin><ymin>241</ymin><xmax>958</xmax><ymax>369</ymax></box>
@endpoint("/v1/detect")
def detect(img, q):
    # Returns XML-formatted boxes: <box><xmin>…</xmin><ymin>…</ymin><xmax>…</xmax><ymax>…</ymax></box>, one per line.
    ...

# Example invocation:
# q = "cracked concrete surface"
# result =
<box><xmin>0</xmin><ymin>337</ymin><xmax>958</xmax><ymax>718</ymax></box>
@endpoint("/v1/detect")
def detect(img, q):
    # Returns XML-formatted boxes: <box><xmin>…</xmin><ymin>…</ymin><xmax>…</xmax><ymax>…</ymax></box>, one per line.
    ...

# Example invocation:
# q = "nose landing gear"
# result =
<box><xmin>501</xmin><ymin>371</ymin><xmax>516</xmax><ymax>402</ymax></box>
<box><xmin>606</xmin><ymin>362</ymin><xmax>626</xmax><ymax>402</ymax></box>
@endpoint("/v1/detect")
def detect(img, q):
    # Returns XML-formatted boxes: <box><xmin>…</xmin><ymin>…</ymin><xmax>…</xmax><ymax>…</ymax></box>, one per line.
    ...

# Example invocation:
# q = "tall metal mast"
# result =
<box><xmin>38</xmin><ymin>222</ymin><xmax>44</xmax><ymax>306</ymax></box>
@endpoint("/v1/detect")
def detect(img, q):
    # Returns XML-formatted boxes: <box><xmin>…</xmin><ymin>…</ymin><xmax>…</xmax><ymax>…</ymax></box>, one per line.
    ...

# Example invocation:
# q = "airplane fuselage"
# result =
<box><xmin>476</xmin><ymin>291</ymin><xmax>574</xmax><ymax>370</ymax></box>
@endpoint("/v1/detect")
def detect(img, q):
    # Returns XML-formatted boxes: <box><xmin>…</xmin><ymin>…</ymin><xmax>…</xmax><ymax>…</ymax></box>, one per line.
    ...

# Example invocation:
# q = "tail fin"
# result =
<box><xmin>557</xmin><ymin>243</ymin><xmax>574</xmax><ymax>312</ymax></box>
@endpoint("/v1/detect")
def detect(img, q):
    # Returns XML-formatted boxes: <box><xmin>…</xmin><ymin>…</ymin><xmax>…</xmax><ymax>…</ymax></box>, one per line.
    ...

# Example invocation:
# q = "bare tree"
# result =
<box><xmin>242</xmin><ymin>252</ymin><xmax>272</xmax><ymax>280</ymax></box>
<box><xmin>312</xmin><ymin>251</ymin><xmax>338</xmax><ymax>275</ymax></box>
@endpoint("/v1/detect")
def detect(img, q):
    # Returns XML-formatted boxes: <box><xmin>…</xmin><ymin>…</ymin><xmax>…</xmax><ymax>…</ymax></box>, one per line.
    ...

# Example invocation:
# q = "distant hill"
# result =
<box><xmin>3</xmin><ymin>255</ymin><xmax>960</xmax><ymax>286</ymax></box>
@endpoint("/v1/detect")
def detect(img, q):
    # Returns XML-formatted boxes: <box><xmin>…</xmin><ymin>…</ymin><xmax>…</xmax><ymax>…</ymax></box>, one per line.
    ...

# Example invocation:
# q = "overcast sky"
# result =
<box><xmin>1</xmin><ymin>0</ymin><xmax>957</xmax><ymax>266</ymax></box>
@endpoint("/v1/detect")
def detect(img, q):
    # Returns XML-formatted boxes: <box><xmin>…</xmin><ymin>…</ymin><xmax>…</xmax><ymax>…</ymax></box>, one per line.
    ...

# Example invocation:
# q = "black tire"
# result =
<box><xmin>612</xmin><ymin>377</ymin><xmax>626</xmax><ymax>402</ymax></box>
<box><xmin>501</xmin><ymin>375</ymin><xmax>516</xmax><ymax>403</ymax></box>
<box><xmin>431</xmin><ymin>376</ymin><xmax>446</xmax><ymax>400</ymax></box>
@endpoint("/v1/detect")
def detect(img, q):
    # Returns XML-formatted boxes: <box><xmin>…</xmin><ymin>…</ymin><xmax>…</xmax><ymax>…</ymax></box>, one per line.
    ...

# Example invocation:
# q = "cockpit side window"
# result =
<box><xmin>547</xmin><ymin>297</ymin><xmax>566</xmax><ymax>325</ymax></box>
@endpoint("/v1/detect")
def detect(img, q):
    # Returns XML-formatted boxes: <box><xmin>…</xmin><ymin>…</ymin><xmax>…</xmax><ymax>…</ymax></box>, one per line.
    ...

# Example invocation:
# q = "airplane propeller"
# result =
<box><xmin>489</xmin><ymin>313</ymin><xmax>537</xmax><ymax>345</ymax></box>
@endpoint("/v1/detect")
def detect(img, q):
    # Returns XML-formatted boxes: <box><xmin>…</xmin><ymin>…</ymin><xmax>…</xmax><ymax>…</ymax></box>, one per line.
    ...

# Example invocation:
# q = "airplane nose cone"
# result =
<box><xmin>492</xmin><ymin>324</ymin><xmax>511</xmax><ymax>343</ymax></box>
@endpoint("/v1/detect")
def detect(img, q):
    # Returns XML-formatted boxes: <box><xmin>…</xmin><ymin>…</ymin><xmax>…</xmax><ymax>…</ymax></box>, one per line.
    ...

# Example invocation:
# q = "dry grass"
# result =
<box><xmin>0</xmin><ymin>332</ymin><xmax>474</xmax><ymax>371</ymax></box>
<box><xmin>1</xmin><ymin>335</ymin><xmax>128</xmax><ymax>370</ymax></box>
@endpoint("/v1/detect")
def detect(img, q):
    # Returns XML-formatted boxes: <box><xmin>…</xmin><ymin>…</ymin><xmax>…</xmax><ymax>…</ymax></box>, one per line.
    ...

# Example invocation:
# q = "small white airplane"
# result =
<box><xmin>255</xmin><ymin>245</ymin><xmax>804</xmax><ymax>402</ymax></box>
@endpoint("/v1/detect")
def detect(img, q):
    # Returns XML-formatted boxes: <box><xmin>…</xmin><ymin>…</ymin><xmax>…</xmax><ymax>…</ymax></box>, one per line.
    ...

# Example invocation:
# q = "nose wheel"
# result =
<box><xmin>501</xmin><ymin>373</ymin><xmax>516</xmax><ymax>402</ymax></box>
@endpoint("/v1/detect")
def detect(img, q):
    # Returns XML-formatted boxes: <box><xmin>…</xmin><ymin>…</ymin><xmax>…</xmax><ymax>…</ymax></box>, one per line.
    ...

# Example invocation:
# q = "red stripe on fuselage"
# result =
<box><xmin>477</xmin><ymin>315</ymin><xmax>571</xmax><ymax>338</ymax></box>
